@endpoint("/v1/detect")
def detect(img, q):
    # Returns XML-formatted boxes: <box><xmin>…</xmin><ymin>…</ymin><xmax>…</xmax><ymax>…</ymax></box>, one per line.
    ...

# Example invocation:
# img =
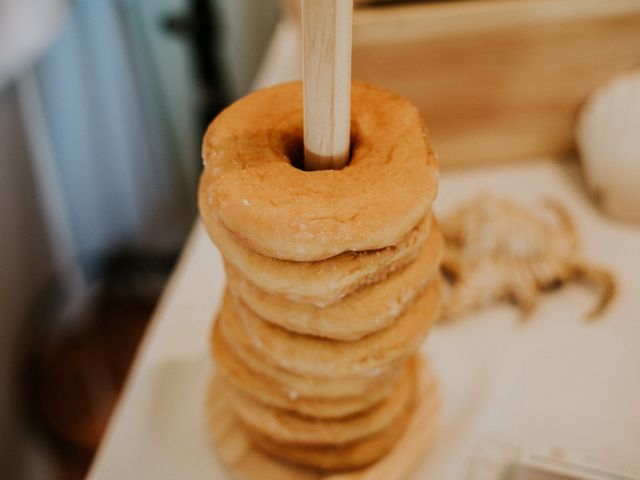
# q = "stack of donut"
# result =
<box><xmin>199</xmin><ymin>81</ymin><xmax>443</xmax><ymax>472</ymax></box>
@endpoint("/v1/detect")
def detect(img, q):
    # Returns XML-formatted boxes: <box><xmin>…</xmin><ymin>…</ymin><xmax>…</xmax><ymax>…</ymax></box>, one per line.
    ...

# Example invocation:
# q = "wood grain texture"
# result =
<box><xmin>207</xmin><ymin>358</ymin><xmax>439</xmax><ymax>480</ymax></box>
<box><xmin>286</xmin><ymin>0</ymin><xmax>640</xmax><ymax>166</ymax></box>
<box><xmin>302</xmin><ymin>0</ymin><xmax>353</xmax><ymax>170</ymax></box>
<box><xmin>350</xmin><ymin>0</ymin><xmax>640</xmax><ymax>166</ymax></box>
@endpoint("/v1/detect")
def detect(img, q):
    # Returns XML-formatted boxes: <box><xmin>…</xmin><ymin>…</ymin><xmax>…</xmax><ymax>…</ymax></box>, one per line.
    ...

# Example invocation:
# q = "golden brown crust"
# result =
<box><xmin>211</xmin><ymin>318</ymin><xmax>398</xmax><ymax>418</ymax></box>
<box><xmin>247</xmin><ymin>391</ymin><xmax>420</xmax><ymax>472</ymax></box>
<box><xmin>205</xmin><ymin>357</ymin><xmax>441</xmax><ymax>473</ymax></box>
<box><xmin>199</xmin><ymin>81</ymin><xmax>438</xmax><ymax>261</ymax></box>
<box><xmin>215</xmin><ymin>300</ymin><xmax>401</xmax><ymax>399</ymax></box>
<box><xmin>228</xmin><ymin>357</ymin><xmax>418</xmax><ymax>446</ymax></box>
<box><xmin>225</xmin><ymin>218</ymin><xmax>444</xmax><ymax>340</ymax></box>
<box><xmin>201</xmin><ymin>203</ymin><xmax>432</xmax><ymax>306</ymax></box>
<box><xmin>226</xmin><ymin>278</ymin><xmax>442</xmax><ymax>378</ymax></box>
<box><xmin>199</xmin><ymin>80</ymin><xmax>443</xmax><ymax>473</ymax></box>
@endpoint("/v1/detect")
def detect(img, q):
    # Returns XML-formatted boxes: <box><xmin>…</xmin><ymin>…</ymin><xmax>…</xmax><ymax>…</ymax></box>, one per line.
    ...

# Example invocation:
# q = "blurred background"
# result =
<box><xmin>2</xmin><ymin>0</ymin><xmax>640</xmax><ymax>479</ymax></box>
<box><xmin>1</xmin><ymin>0</ymin><xmax>279</xmax><ymax>478</ymax></box>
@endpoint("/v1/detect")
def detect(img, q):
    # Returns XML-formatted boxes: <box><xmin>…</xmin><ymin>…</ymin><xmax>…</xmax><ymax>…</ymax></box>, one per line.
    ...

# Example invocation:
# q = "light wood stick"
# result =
<box><xmin>302</xmin><ymin>0</ymin><xmax>353</xmax><ymax>171</ymax></box>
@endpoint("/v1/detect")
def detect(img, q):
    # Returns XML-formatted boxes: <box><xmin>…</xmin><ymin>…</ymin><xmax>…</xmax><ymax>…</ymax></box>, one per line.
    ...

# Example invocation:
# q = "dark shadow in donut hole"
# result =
<box><xmin>283</xmin><ymin>134</ymin><xmax>357</xmax><ymax>171</ymax></box>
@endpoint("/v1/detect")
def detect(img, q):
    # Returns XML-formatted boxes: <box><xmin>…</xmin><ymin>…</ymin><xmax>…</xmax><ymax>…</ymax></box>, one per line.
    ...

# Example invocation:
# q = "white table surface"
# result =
<box><xmin>88</xmin><ymin>20</ymin><xmax>640</xmax><ymax>480</ymax></box>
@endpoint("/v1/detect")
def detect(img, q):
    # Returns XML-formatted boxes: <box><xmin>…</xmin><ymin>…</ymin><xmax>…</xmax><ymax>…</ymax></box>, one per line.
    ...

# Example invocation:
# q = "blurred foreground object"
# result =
<box><xmin>441</xmin><ymin>195</ymin><xmax>616</xmax><ymax>320</ymax></box>
<box><xmin>23</xmin><ymin>252</ymin><xmax>173</xmax><ymax>480</ymax></box>
<box><xmin>344</xmin><ymin>0</ymin><xmax>640</xmax><ymax>166</ymax></box>
<box><xmin>0</xmin><ymin>0</ymin><xmax>68</xmax><ymax>89</ymax></box>
<box><xmin>468</xmin><ymin>441</ymin><xmax>637</xmax><ymax>480</ymax></box>
<box><xmin>576</xmin><ymin>70</ymin><xmax>640</xmax><ymax>223</ymax></box>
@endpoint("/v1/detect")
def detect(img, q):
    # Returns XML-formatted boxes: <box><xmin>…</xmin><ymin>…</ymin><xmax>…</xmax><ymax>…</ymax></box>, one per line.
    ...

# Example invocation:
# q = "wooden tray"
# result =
<box><xmin>208</xmin><ymin>367</ymin><xmax>440</xmax><ymax>480</ymax></box>
<box><xmin>284</xmin><ymin>0</ymin><xmax>640</xmax><ymax>167</ymax></box>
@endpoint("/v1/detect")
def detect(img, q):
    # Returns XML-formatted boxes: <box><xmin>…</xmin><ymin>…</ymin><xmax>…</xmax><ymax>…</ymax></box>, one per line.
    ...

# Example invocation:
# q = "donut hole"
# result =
<box><xmin>283</xmin><ymin>134</ymin><xmax>357</xmax><ymax>172</ymax></box>
<box><xmin>283</xmin><ymin>136</ymin><xmax>306</xmax><ymax>171</ymax></box>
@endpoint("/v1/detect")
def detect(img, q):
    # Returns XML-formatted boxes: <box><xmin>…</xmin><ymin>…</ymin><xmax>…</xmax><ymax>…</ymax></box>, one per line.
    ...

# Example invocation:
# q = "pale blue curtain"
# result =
<box><xmin>33</xmin><ymin>0</ymin><xmax>195</xmax><ymax>269</ymax></box>
<box><xmin>26</xmin><ymin>0</ymin><xmax>280</xmax><ymax>270</ymax></box>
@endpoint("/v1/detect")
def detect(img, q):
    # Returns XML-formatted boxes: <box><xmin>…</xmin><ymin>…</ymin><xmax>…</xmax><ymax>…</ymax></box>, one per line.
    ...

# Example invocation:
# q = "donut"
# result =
<box><xmin>225</xmin><ymin>219</ymin><xmax>443</xmax><ymax>340</ymax></box>
<box><xmin>244</xmin><ymin>389</ymin><xmax>428</xmax><ymax>472</ymax></box>
<box><xmin>207</xmin><ymin>371</ymin><xmax>438</xmax><ymax>472</ymax></box>
<box><xmin>202</xmin><ymin>211</ymin><xmax>432</xmax><ymax>307</ymax></box>
<box><xmin>206</xmin><ymin>357</ymin><xmax>441</xmax><ymax>472</ymax></box>
<box><xmin>229</xmin><ymin>357</ymin><xmax>417</xmax><ymax>446</ymax></box>
<box><xmin>228</xmin><ymin>278</ymin><xmax>442</xmax><ymax>378</ymax></box>
<box><xmin>247</xmin><ymin>402</ymin><xmax>416</xmax><ymax>472</ymax></box>
<box><xmin>199</xmin><ymin>81</ymin><xmax>438</xmax><ymax>262</ymax></box>
<box><xmin>215</xmin><ymin>300</ymin><xmax>400</xmax><ymax>399</ymax></box>
<box><xmin>210</xmin><ymin>318</ymin><xmax>398</xmax><ymax>419</ymax></box>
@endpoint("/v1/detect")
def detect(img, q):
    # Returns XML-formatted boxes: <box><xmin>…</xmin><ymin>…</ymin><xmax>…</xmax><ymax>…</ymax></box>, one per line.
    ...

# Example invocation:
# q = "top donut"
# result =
<box><xmin>199</xmin><ymin>81</ymin><xmax>438</xmax><ymax>262</ymax></box>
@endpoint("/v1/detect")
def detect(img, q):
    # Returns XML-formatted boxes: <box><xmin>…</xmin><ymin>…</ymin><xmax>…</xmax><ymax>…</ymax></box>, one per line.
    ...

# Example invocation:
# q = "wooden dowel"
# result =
<box><xmin>302</xmin><ymin>0</ymin><xmax>353</xmax><ymax>171</ymax></box>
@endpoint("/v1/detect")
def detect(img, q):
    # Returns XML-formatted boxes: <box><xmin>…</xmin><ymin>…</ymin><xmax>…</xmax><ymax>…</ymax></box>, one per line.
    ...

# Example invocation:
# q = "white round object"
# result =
<box><xmin>576</xmin><ymin>70</ymin><xmax>640</xmax><ymax>223</ymax></box>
